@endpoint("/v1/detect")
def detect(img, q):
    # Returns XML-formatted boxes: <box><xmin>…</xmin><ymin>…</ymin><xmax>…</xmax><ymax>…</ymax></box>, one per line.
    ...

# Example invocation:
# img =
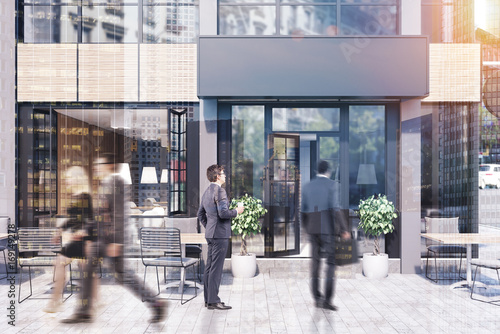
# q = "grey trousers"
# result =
<box><xmin>204</xmin><ymin>238</ymin><xmax>229</xmax><ymax>304</ymax></box>
<box><xmin>310</xmin><ymin>234</ymin><xmax>336</xmax><ymax>303</ymax></box>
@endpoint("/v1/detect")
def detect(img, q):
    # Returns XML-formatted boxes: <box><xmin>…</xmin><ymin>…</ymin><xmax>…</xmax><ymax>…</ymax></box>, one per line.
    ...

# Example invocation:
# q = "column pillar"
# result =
<box><xmin>400</xmin><ymin>99</ymin><xmax>422</xmax><ymax>274</ymax></box>
<box><xmin>198</xmin><ymin>1</ymin><xmax>219</xmax><ymax>197</ymax></box>
<box><xmin>0</xmin><ymin>1</ymin><xmax>16</xmax><ymax>222</ymax></box>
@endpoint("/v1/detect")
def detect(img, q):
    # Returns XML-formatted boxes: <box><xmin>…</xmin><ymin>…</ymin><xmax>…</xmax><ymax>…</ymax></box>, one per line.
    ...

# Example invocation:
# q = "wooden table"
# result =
<box><xmin>175</xmin><ymin>233</ymin><xmax>206</xmax><ymax>293</ymax></box>
<box><xmin>181</xmin><ymin>233</ymin><xmax>207</xmax><ymax>248</ymax></box>
<box><xmin>132</xmin><ymin>206</ymin><xmax>158</xmax><ymax>211</ymax></box>
<box><xmin>421</xmin><ymin>233</ymin><xmax>500</xmax><ymax>288</ymax></box>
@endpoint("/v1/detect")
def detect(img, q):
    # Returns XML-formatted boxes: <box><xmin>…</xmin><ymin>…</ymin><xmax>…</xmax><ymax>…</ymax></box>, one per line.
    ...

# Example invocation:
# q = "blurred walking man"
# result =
<box><xmin>301</xmin><ymin>160</ymin><xmax>350</xmax><ymax>311</ymax></box>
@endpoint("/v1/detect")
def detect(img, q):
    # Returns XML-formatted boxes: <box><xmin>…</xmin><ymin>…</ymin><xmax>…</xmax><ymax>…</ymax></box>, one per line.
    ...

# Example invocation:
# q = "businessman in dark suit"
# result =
<box><xmin>301</xmin><ymin>160</ymin><xmax>350</xmax><ymax>311</ymax></box>
<box><xmin>197</xmin><ymin>164</ymin><xmax>244</xmax><ymax>310</ymax></box>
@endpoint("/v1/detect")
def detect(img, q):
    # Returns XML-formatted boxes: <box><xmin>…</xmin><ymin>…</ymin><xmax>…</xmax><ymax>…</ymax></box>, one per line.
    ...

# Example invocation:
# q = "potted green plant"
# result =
<box><xmin>356</xmin><ymin>194</ymin><xmax>398</xmax><ymax>278</ymax></box>
<box><xmin>229</xmin><ymin>193</ymin><xmax>267</xmax><ymax>278</ymax></box>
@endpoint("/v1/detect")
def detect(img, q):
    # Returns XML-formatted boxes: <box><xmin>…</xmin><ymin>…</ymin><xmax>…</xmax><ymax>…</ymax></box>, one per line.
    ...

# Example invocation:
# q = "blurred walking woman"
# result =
<box><xmin>44</xmin><ymin>166</ymin><xmax>93</xmax><ymax>313</ymax></box>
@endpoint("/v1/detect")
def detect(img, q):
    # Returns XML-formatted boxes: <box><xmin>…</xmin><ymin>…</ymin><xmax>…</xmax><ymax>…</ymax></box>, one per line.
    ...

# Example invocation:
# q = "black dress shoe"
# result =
<box><xmin>207</xmin><ymin>302</ymin><xmax>231</xmax><ymax>310</ymax></box>
<box><xmin>320</xmin><ymin>302</ymin><xmax>338</xmax><ymax>311</ymax></box>
<box><xmin>61</xmin><ymin>313</ymin><xmax>93</xmax><ymax>324</ymax></box>
<box><xmin>150</xmin><ymin>301</ymin><xmax>166</xmax><ymax>323</ymax></box>
<box><xmin>206</xmin><ymin>301</ymin><xmax>225</xmax><ymax>307</ymax></box>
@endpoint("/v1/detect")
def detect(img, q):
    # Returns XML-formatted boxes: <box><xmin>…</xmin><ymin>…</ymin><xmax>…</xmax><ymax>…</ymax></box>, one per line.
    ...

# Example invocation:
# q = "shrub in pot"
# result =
<box><xmin>356</xmin><ymin>194</ymin><xmax>398</xmax><ymax>278</ymax></box>
<box><xmin>229</xmin><ymin>194</ymin><xmax>267</xmax><ymax>278</ymax></box>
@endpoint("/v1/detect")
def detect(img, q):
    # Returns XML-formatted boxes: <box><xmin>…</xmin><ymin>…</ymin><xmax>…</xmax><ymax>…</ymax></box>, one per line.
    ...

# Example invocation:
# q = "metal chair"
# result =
<box><xmin>17</xmin><ymin>227</ymin><xmax>74</xmax><ymax>303</ymax></box>
<box><xmin>166</xmin><ymin>217</ymin><xmax>203</xmax><ymax>282</ymax></box>
<box><xmin>140</xmin><ymin>227</ymin><xmax>199</xmax><ymax>304</ymax></box>
<box><xmin>0</xmin><ymin>216</ymin><xmax>10</xmax><ymax>280</ymax></box>
<box><xmin>0</xmin><ymin>239</ymin><xmax>8</xmax><ymax>280</ymax></box>
<box><xmin>424</xmin><ymin>217</ymin><xmax>466</xmax><ymax>282</ymax></box>
<box><xmin>470</xmin><ymin>259</ymin><xmax>500</xmax><ymax>304</ymax></box>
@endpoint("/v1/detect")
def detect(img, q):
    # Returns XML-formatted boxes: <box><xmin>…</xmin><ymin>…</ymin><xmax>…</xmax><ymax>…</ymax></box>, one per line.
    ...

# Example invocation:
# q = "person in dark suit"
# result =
<box><xmin>197</xmin><ymin>164</ymin><xmax>244</xmax><ymax>310</ymax></box>
<box><xmin>301</xmin><ymin>160</ymin><xmax>350</xmax><ymax>311</ymax></box>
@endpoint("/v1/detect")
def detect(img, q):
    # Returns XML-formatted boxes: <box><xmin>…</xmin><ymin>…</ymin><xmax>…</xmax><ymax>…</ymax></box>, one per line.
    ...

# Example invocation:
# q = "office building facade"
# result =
<box><xmin>2</xmin><ymin>1</ymin><xmax>491</xmax><ymax>274</ymax></box>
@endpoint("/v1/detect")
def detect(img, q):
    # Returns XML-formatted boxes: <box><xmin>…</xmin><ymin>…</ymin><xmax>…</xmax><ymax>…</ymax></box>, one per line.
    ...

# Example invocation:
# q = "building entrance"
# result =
<box><xmin>226</xmin><ymin>103</ymin><xmax>393</xmax><ymax>258</ymax></box>
<box><xmin>263</xmin><ymin>133</ymin><xmax>300</xmax><ymax>257</ymax></box>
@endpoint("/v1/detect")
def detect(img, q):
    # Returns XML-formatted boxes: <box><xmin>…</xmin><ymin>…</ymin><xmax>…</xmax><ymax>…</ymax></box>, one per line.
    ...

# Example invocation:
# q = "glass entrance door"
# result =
<box><xmin>317</xmin><ymin>134</ymin><xmax>342</xmax><ymax>206</ymax></box>
<box><xmin>263</xmin><ymin>133</ymin><xmax>300</xmax><ymax>257</ymax></box>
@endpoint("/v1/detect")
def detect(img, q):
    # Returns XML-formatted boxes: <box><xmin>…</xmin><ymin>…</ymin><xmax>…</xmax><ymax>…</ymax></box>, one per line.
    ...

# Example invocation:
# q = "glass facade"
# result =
<box><xmin>273</xmin><ymin>108</ymin><xmax>340</xmax><ymax>132</ymax></box>
<box><xmin>348</xmin><ymin>105</ymin><xmax>385</xmax><ymax>209</ymax></box>
<box><xmin>227</xmin><ymin>103</ymin><xmax>393</xmax><ymax>257</ymax></box>
<box><xmin>219</xmin><ymin>0</ymin><xmax>398</xmax><ymax>36</ymax></box>
<box><xmin>20</xmin><ymin>0</ymin><xmax>199</xmax><ymax>43</ymax></box>
<box><xmin>16</xmin><ymin>104</ymin><xmax>196</xmax><ymax>237</ymax></box>
<box><xmin>231</xmin><ymin>106</ymin><xmax>266</xmax><ymax>255</ymax></box>
<box><xmin>13</xmin><ymin>0</ymin><xmax>491</xmax><ymax>267</ymax></box>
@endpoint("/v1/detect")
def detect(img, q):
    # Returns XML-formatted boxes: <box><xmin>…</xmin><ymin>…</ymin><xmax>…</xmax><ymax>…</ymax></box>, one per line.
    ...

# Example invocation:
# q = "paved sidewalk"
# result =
<box><xmin>1</xmin><ymin>265</ymin><xmax>499</xmax><ymax>334</ymax></box>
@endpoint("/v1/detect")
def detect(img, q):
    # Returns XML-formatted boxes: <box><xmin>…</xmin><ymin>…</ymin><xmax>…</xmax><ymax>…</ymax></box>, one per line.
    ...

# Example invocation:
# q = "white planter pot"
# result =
<box><xmin>231</xmin><ymin>253</ymin><xmax>257</xmax><ymax>278</ymax></box>
<box><xmin>362</xmin><ymin>253</ymin><xmax>389</xmax><ymax>279</ymax></box>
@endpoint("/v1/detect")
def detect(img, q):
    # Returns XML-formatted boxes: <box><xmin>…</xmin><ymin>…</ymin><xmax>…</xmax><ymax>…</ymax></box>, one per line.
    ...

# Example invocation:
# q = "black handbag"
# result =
<box><xmin>335</xmin><ymin>236</ymin><xmax>358</xmax><ymax>266</ymax></box>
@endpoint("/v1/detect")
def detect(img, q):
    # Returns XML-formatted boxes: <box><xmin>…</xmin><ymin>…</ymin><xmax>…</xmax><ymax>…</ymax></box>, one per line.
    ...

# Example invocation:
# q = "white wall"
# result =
<box><xmin>401</xmin><ymin>0</ymin><xmax>422</xmax><ymax>35</ymax></box>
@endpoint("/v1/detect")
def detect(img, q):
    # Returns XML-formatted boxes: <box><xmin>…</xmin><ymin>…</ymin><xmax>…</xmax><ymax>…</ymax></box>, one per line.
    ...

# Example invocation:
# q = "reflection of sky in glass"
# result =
<box><xmin>220</xmin><ymin>0</ymin><xmax>274</xmax><ymax>3</ymax></box>
<box><xmin>349</xmin><ymin>105</ymin><xmax>385</xmax><ymax>208</ymax></box>
<box><xmin>219</xmin><ymin>2</ymin><xmax>398</xmax><ymax>36</ymax></box>
<box><xmin>280</xmin><ymin>5</ymin><xmax>337</xmax><ymax>36</ymax></box>
<box><xmin>341</xmin><ymin>6</ymin><xmax>397</xmax><ymax>35</ymax></box>
<box><xmin>341</xmin><ymin>0</ymin><xmax>397</xmax><ymax>3</ymax></box>
<box><xmin>272</xmin><ymin>108</ymin><xmax>340</xmax><ymax>132</ymax></box>
<box><xmin>231</xmin><ymin>106</ymin><xmax>265</xmax><ymax>199</ymax></box>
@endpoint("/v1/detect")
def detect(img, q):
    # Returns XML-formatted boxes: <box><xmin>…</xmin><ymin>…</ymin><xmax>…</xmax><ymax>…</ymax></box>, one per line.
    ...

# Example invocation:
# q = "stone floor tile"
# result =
<box><xmin>3</xmin><ymin>268</ymin><xmax>500</xmax><ymax>333</ymax></box>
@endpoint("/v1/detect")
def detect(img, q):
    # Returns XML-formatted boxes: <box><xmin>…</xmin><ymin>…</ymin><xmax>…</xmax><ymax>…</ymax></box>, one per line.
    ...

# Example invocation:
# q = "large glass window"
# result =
<box><xmin>17</xmin><ymin>104</ymin><xmax>198</xmax><ymax>254</ymax></box>
<box><xmin>20</xmin><ymin>0</ymin><xmax>199</xmax><ymax>43</ymax></box>
<box><xmin>24</xmin><ymin>5</ymin><xmax>79</xmax><ymax>43</ymax></box>
<box><xmin>231</xmin><ymin>105</ymin><xmax>265</xmax><ymax>255</ymax></box>
<box><xmin>348</xmin><ymin>105</ymin><xmax>385</xmax><ymax>208</ymax></box>
<box><xmin>272</xmin><ymin>107</ymin><xmax>340</xmax><ymax>132</ymax></box>
<box><xmin>219</xmin><ymin>5</ymin><xmax>276</xmax><ymax>35</ymax></box>
<box><xmin>219</xmin><ymin>0</ymin><xmax>398</xmax><ymax>36</ymax></box>
<box><xmin>143</xmin><ymin>0</ymin><xmax>199</xmax><ymax>43</ymax></box>
<box><xmin>227</xmin><ymin>103</ymin><xmax>393</xmax><ymax>258</ymax></box>
<box><xmin>281</xmin><ymin>5</ymin><xmax>337</xmax><ymax>36</ymax></box>
<box><xmin>340</xmin><ymin>5</ymin><xmax>397</xmax><ymax>35</ymax></box>
<box><xmin>82</xmin><ymin>4</ymin><xmax>139</xmax><ymax>43</ymax></box>
<box><xmin>231</xmin><ymin>105</ymin><xmax>265</xmax><ymax>199</ymax></box>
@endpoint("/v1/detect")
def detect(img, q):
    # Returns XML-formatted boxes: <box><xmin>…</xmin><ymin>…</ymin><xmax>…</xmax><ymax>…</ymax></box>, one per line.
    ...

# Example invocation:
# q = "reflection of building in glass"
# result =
<box><xmin>475</xmin><ymin>0</ymin><xmax>500</xmax><ymax>163</ymax></box>
<box><xmin>219</xmin><ymin>5</ymin><xmax>276</xmax><ymax>35</ymax></box>
<box><xmin>22</xmin><ymin>1</ymin><xmax>199</xmax><ymax>44</ymax></box>
<box><xmin>143</xmin><ymin>2</ymin><xmax>198</xmax><ymax>43</ymax></box>
<box><xmin>420</xmin><ymin>1</ymin><xmax>481</xmax><ymax>237</ymax></box>
<box><xmin>219</xmin><ymin>2</ymin><xmax>397</xmax><ymax>36</ymax></box>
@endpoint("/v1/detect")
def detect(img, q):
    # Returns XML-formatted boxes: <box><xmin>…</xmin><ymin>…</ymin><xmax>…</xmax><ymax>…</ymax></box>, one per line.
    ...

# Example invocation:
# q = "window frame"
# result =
<box><xmin>169</xmin><ymin>107</ymin><xmax>188</xmax><ymax>215</ymax></box>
